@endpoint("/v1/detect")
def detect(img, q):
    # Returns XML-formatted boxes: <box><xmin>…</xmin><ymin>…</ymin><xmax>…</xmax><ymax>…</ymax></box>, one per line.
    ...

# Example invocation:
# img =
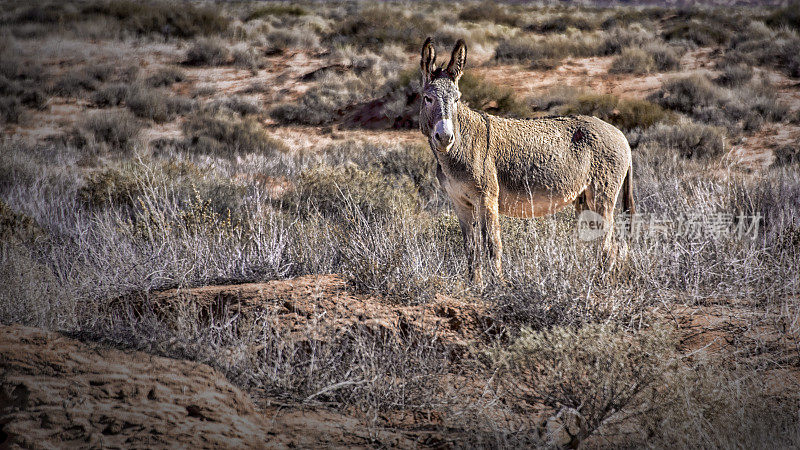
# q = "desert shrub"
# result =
<box><xmin>294</xmin><ymin>164</ymin><xmax>417</xmax><ymax>218</ymax></box>
<box><xmin>528</xmin><ymin>85</ymin><xmax>585</xmax><ymax>112</ymax></box>
<box><xmin>653</xmin><ymin>74</ymin><xmax>788</xmax><ymax>131</ymax></box>
<box><xmin>643</xmin><ymin>41</ymin><xmax>682</xmax><ymax>71</ymax></box>
<box><xmin>459</xmin><ymin>3</ymin><xmax>519</xmax><ymax>26</ymax></box>
<box><xmin>334</xmin><ymin>6</ymin><xmax>439</xmax><ymax>50</ymax></box>
<box><xmin>182</xmin><ymin>109</ymin><xmax>286</xmax><ymax>156</ymax></box>
<box><xmin>609</xmin><ymin>47</ymin><xmax>655</xmax><ymax>74</ymax></box>
<box><xmin>0</xmin><ymin>200</ymin><xmax>44</xmax><ymax>244</ymax></box>
<box><xmin>81</xmin><ymin>0</ymin><xmax>230</xmax><ymax>38</ymax></box>
<box><xmin>0</xmin><ymin>97</ymin><xmax>24</xmax><ymax>124</ymax></box>
<box><xmin>376</xmin><ymin>143</ymin><xmax>437</xmax><ymax>202</ymax></box>
<box><xmin>232</xmin><ymin>46</ymin><xmax>263</xmax><ymax>71</ymax></box>
<box><xmin>246</xmin><ymin>4</ymin><xmax>307</xmax><ymax>21</ymax></box>
<box><xmin>262</xmin><ymin>28</ymin><xmax>320</xmax><ymax>53</ymax></box>
<box><xmin>79</xmin><ymin>165</ymin><xmax>142</xmax><ymax>209</ymax></box>
<box><xmin>525</xmin><ymin>13</ymin><xmax>603</xmax><ymax>33</ymax></box>
<box><xmin>638</xmin><ymin>120</ymin><xmax>726</xmax><ymax>159</ymax></box>
<box><xmin>0</xmin><ymin>77</ymin><xmax>47</xmax><ymax>110</ymax></box>
<box><xmin>492</xmin><ymin>324</ymin><xmax>676</xmax><ymax>447</ymax></box>
<box><xmin>49</xmin><ymin>71</ymin><xmax>99</xmax><ymax>96</ymax></box>
<box><xmin>185</xmin><ymin>38</ymin><xmax>231</xmax><ymax>66</ymax></box>
<box><xmin>126</xmin><ymin>86</ymin><xmax>194</xmax><ymax>123</ymax></box>
<box><xmin>270</xmin><ymin>77</ymin><xmax>367</xmax><ymax>125</ymax></box>
<box><xmin>145</xmin><ymin>66</ymin><xmax>186</xmax><ymax>87</ymax></box>
<box><xmin>765</xmin><ymin>1</ymin><xmax>800</xmax><ymax>31</ymax></box>
<box><xmin>663</xmin><ymin>20</ymin><xmax>732</xmax><ymax>46</ymax></box>
<box><xmin>773</xmin><ymin>145</ymin><xmax>800</xmax><ymax>167</ymax></box>
<box><xmin>72</xmin><ymin>110</ymin><xmax>142</xmax><ymax>154</ymax></box>
<box><xmin>642</xmin><ymin>356</ymin><xmax>800</xmax><ymax>448</ymax></box>
<box><xmin>458</xmin><ymin>72</ymin><xmax>533</xmax><ymax>118</ymax></box>
<box><xmin>91</xmin><ymin>83</ymin><xmax>129</xmax><ymax>107</ymax></box>
<box><xmin>561</xmin><ymin>94</ymin><xmax>670</xmax><ymax>131</ymax></box>
<box><xmin>208</xmin><ymin>96</ymin><xmax>261</xmax><ymax>116</ymax></box>
<box><xmin>653</xmin><ymin>74</ymin><xmax>724</xmax><ymax>113</ymax></box>
<box><xmin>715</xmin><ymin>63</ymin><xmax>753</xmax><ymax>87</ymax></box>
<box><xmin>600</xmin><ymin>24</ymin><xmax>655</xmax><ymax>54</ymax></box>
<box><xmin>494</xmin><ymin>33</ymin><xmax>603</xmax><ymax>68</ymax></box>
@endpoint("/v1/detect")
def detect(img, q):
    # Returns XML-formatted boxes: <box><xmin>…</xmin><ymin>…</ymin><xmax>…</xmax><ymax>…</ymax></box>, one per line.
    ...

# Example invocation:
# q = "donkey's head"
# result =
<box><xmin>419</xmin><ymin>37</ymin><xmax>467</xmax><ymax>153</ymax></box>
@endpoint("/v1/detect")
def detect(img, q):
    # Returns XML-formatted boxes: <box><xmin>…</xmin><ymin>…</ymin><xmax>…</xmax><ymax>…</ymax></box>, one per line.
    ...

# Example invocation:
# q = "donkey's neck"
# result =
<box><xmin>450</xmin><ymin>103</ymin><xmax>489</xmax><ymax>164</ymax></box>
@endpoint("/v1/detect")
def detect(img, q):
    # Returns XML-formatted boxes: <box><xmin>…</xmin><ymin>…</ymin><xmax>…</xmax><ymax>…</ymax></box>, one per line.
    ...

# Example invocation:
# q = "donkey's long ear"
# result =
<box><xmin>446</xmin><ymin>39</ymin><xmax>467</xmax><ymax>84</ymax></box>
<box><xmin>420</xmin><ymin>37</ymin><xmax>436</xmax><ymax>85</ymax></box>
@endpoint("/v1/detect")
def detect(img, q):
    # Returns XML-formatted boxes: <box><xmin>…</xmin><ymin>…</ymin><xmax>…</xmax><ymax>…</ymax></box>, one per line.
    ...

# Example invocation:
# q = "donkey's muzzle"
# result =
<box><xmin>433</xmin><ymin>119</ymin><xmax>455</xmax><ymax>151</ymax></box>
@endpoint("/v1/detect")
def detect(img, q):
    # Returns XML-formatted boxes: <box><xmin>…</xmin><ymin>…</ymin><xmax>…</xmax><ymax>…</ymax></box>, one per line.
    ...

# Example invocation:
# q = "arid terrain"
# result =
<box><xmin>1</xmin><ymin>1</ymin><xmax>800</xmax><ymax>448</ymax></box>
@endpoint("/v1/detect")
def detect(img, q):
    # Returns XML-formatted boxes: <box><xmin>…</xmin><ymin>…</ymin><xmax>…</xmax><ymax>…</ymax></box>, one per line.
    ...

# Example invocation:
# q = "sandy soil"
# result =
<box><xmin>0</xmin><ymin>324</ymin><xmax>428</xmax><ymax>449</ymax></box>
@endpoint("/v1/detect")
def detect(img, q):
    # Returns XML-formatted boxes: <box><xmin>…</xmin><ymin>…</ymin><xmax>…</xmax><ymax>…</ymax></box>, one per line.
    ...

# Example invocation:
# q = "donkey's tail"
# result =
<box><xmin>622</xmin><ymin>164</ymin><xmax>635</xmax><ymax>216</ymax></box>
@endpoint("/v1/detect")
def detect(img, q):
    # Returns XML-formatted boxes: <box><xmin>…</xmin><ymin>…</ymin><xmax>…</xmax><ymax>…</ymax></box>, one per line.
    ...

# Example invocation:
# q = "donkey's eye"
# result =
<box><xmin>424</xmin><ymin>96</ymin><xmax>433</xmax><ymax>103</ymax></box>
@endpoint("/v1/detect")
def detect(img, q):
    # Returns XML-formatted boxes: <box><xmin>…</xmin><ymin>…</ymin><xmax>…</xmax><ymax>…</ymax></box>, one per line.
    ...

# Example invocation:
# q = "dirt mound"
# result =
<box><xmin>0</xmin><ymin>325</ymin><xmax>422</xmax><ymax>449</ymax></box>
<box><xmin>147</xmin><ymin>274</ymin><xmax>492</xmax><ymax>346</ymax></box>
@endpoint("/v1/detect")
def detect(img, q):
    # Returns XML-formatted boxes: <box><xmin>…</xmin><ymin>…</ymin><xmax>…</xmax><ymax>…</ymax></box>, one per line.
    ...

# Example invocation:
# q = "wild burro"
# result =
<box><xmin>419</xmin><ymin>38</ymin><xmax>634</xmax><ymax>284</ymax></box>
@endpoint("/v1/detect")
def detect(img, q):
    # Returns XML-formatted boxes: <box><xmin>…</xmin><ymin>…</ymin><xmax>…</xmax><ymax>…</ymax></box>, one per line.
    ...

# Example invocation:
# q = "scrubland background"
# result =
<box><xmin>1</xmin><ymin>0</ymin><xmax>800</xmax><ymax>447</ymax></box>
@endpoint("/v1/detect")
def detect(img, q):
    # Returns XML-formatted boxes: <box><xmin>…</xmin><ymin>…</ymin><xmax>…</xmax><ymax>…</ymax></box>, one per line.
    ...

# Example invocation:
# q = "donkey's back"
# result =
<box><xmin>489</xmin><ymin>114</ymin><xmax>632</xmax><ymax>219</ymax></box>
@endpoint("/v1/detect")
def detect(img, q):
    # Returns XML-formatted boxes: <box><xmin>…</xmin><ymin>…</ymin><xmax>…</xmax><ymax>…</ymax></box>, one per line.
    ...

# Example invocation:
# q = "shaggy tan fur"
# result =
<box><xmin>420</xmin><ymin>38</ymin><xmax>634</xmax><ymax>283</ymax></box>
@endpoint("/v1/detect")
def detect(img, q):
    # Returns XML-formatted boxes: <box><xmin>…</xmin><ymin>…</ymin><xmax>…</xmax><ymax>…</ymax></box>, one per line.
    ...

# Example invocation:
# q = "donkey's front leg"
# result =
<box><xmin>480</xmin><ymin>195</ymin><xmax>503</xmax><ymax>280</ymax></box>
<box><xmin>454</xmin><ymin>202</ymin><xmax>482</xmax><ymax>284</ymax></box>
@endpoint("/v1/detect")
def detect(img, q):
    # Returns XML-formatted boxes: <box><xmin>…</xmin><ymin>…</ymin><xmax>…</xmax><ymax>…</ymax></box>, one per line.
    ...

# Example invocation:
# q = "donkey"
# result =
<box><xmin>419</xmin><ymin>38</ymin><xmax>634</xmax><ymax>284</ymax></box>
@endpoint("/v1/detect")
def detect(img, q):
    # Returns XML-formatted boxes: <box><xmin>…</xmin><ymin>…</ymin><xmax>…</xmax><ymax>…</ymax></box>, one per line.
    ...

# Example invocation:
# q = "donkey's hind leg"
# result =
<box><xmin>591</xmin><ymin>195</ymin><xmax>621</xmax><ymax>268</ymax></box>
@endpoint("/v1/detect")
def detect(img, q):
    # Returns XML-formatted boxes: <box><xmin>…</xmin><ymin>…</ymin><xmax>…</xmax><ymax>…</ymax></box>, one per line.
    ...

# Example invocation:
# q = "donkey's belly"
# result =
<box><xmin>498</xmin><ymin>185</ymin><xmax>579</xmax><ymax>218</ymax></box>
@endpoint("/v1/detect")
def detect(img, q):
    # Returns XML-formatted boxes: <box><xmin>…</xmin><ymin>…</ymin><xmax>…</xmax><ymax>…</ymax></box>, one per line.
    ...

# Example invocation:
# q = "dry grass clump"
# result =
<box><xmin>294</xmin><ymin>164</ymin><xmax>417</xmax><ymax>219</ymax></box>
<box><xmin>92</xmin><ymin>83</ymin><xmax>129</xmax><ymax>107</ymax></box>
<box><xmin>653</xmin><ymin>73</ymin><xmax>788</xmax><ymax>132</ymax></box>
<box><xmin>714</xmin><ymin>63</ymin><xmax>753</xmax><ymax>87</ymax></box>
<box><xmin>70</xmin><ymin>110</ymin><xmax>142</xmax><ymax>154</ymax></box>
<box><xmin>560</xmin><ymin>93</ymin><xmax>671</xmax><ymax>131</ymax></box>
<box><xmin>79</xmin><ymin>164</ymin><xmax>142</xmax><ymax>209</ymax></box>
<box><xmin>773</xmin><ymin>145</ymin><xmax>800</xmax><ymax>167</ymax></box>
<box><xmin>637</xmin><ymin>120</ymin><xmax>726</xmax><ymax>159</ymax></box>
<box><xmin>49</xmin><ymin>71</ymin><xmax>100</xmax><ymax>97</ymax></box>
<box><xmin>525</xmin><ymin>13</ymin><xmax>603</xmax><ymax>33</ymax></box>
<box><xmin>0</xmin><ymin>98</ymin><xmax>24</xmax><ymax>124</ymax></box>
<box><xmin>185</xmin><ymin>38</ymin><xmax>231</xmax><ymax>66</ymax></box>
<box><xmin>663</xmin><ymin>20</ymin><xmax>732</xmax><ymax>46</ymax></box>
<box><xmin>611</xmin><ymin>42</ymin><xmax>682</xmax><ymax>74</ymax></box>
<box><xmin>334</xmin><ymin>6</ymin><xmax>439</xmax><ymax>50</ymax></box>
<box><xmin>0</xmin><ymin>76</ymin><xmax>48</xmax><ymax>111</ymax></box>
<box><xmin>145</xmin><ymin>66</ymin><xmax>186</xmax><ymax>87</ymax></box>
<box><xmin>245</xmin><ymin>4</ymin><xmax>307</xmax><ymax>21</ymax></box>
<box><xmin>458</xmin><ymin>72</ymin><xmax>533</xmax><ymax>118</ymax></box>
<box><xmin>609</xmin><ymin>47</ymin><xmax>655</xmax><ymax>74</ymax></box>
<box><xmin>182</xmin><ymin>109</ymin><xmax>286</xmax><ymax>157</ymax></box>
<box><xmin>458</xmin><ymin>3</ymin><xmax>519</xmax><ymax>27</ymax></box>
<box><xmin>80</xmin><ymin>0</ymin><xmax>230</xmax><ymax>38</ymax></box>
<box><xmin>126</xmin><ymin>86</ymin><xmax>194</xmax><ymax>123</ymax></box>
<box><xmin>494</xmin><ymin>32</ymin><xmax>603</xmax><ymax>69</ymax></box>
<box><xmin>260</xmin><ymin>28</ymin><xmax>321</xmax><ymax>54</ymax></box>
<box><xmin>492</xmin><ymin>324</ymin><xmax>676</xmax><ymax>447</ymax></box>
